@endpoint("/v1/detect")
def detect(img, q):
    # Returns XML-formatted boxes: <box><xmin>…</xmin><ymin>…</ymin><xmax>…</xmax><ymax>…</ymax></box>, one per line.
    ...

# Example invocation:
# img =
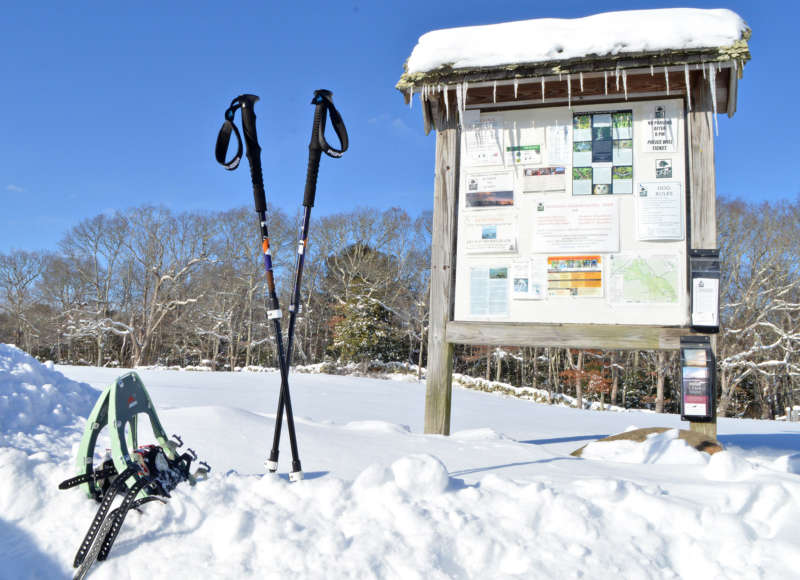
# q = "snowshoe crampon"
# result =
<box><xmin>59</xmin><ymin>372</ymin><xmax>210</xmax><ymax>579</ymax></box>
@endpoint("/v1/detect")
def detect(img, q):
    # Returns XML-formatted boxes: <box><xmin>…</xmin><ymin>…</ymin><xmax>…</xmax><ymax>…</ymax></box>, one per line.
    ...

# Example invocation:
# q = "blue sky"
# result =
<box><xmin>0</xmin><ymin>1</ymin><xmax>795</xmax><ymax>253</ymax></box>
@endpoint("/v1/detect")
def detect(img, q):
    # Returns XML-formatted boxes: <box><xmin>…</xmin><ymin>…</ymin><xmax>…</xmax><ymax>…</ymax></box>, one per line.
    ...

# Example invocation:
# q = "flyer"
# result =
<box><xmin>547</xmin><ymin>255</ymin><xmax>603</xmax><ymax>298</ymax></box>
<box><xmin>505</xmin><ymin>144</ymin><xmax>542</xmax><ymax>165</ymax></box>
<box><xmin>464</xmin><ymin>211</ymin><xmax>518</xmax><ymax>254</ymax></box>
<box><xmin>644</xmin><ymin>104</ymin><xmax>677</xmax><ymax>153</ymax></box>
<box><xmin>546</xmin><ymin>124</ymin><xmax>570</xmax><ymax>165</ymax></box>
<box><xmin>464</xmin><ymin>111</ymin><xmax>504</xmax><ymax>166</ymax></box>
<box><xmin>612</xmin><ymin>166</ymin><xmax>633</xmax><ymax>194</ymax></box>
<box><xmin>613</xmin><ymin>140</ymin><xmax>633</xmax><ymax>165</ymax></box>
<box><xmin>511</xmin><ymin>258</ymin><xmax>547</xmax><ymax>300</ymax></box>
<box><xmin>683</xmin><ymin>367</ymin><xmax>709</xmax><ymax>415</ymax></box>
<box><xmin>465</xmin><ymin>171</ymin><xmax>515</xmax><ymax>209</ymax></box>
<box><xmin>636</xmin><ymin>181</ymin><xmax>683</xmax><ymax>240</ymax></box>
<box><xmin>572</xmin><ymin>167</ymin><xmax>592</xmax><ymax>196</ymax></box>
<box><xmin>612</xmin><ymin>112</ymin><xmax>633</xmax><ymax>139</ymax></box>
<box><xmin>532</xmin><ymin>197</ymin><xmax>619</xmax><ymax>253</ymax></box>
<box><xmin>573</xmin><ymin>115</ymin><xmax>591</xmax><ymax>141</ymax></box>
<box><xmin>591</xmin><ymin>113</ymin><xmax>613</xmax><ymax>163</ymax></box>
<box><xmin>692</xmin><ymin>277</ymin><xmax>719</xmax><ymax>327</ymax></box>
<box><xmin>469</xmin><ymin>266</ymin><xmax>510</xmax><ymax>316</ymax></box>
<box><xmin>520</xmin><ymin>166</ymin><xmax>566</xmax><ymax>193</ymax></box>
<box><xmin>573</xmin><ymin>141</ymin><xmax>592</xmax><ymax>166</ymax></box>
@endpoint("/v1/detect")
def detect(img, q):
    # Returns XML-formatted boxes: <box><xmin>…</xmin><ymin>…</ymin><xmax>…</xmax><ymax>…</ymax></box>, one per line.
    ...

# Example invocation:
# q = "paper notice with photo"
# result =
<box><xmin>511</xmin><ymin>258</ymin><xmax>546</xmax><ymax>300</ymax></box>
<box><xmin>470</xmin><ymin>266</ymin><xmax>510</xmax><ymax>316</ymax></box>
<box><xmin>613</xmin><ymin>140</ymin><xmax>633</xmax><ymax>165</ymax></box>
<box><xmin>465</xmin><ymin>171</ymin><xmax>515</xmax><ymax>209</ymax></box>
<box><xmin>520</xmin><ymin>166</ymin><xmax>566</xmax><ymax>193</ymax></box>
<box><xmin>573</xmin><ymin>115</ymin><xmax>591</xmax><ymax>142</ymax></box>
<box><xmin>464</xmin><ymin>211</ymin><xmax>518</xmax><ymax>254</ymax></box>
<box><xmin>572</xmin><ymin>167</ymin><xmax>592</xmax><ymax>196</ymax></box>
<box><xmin>547</xmin><ymin>255</ymin><xmax>603</xmax><ymax>298</ymax></box>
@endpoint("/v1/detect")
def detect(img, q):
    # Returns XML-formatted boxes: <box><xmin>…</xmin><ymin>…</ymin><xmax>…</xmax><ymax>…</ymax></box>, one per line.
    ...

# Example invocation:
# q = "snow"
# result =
<box><xmin>580</xmin><ymin>429</ymin><xmax>709</xmax><ymax>465</ymax></box>
<box><xmin>0</xmin><ymin>344</ymin><xmax>96</xmax><ymax>436</ymax></box>
<box><xmin>3</xmin><ymin>354</ymin><xmax>800</xmax><ymax>578</ymax></box>
<box><xmin>406</xmin><ymin>9</ymin><xmax>747</xmax><ymax>74</ymax></box>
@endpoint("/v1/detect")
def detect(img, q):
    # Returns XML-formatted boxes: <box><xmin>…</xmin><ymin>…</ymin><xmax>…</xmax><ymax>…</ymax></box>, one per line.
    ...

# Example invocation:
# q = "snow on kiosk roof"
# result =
<box><xmin>397</xmin><ymin>8</ymin><xmax>750</xmax><ymax>133</ymax></box>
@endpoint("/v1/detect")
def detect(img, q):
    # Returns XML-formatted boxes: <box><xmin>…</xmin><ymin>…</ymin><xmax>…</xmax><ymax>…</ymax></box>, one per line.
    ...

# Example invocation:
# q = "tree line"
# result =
<box><xmin>1</xmin><ymin>198</ymin><xmax>797</xmax><ymax>419</ymax></box>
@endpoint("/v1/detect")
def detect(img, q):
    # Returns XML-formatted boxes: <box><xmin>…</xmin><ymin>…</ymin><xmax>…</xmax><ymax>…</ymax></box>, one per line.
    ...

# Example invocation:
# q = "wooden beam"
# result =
<box><xmin>688</xmin><ymin>72</ymin><xmax>717</xmax><ymax>252</ymax></box>
<box><xmin>424</xmin><ymin>97</ymin><xmax>459</xmax><ymax>435</ymax></box>
<box><xmin>446</xmin><ymin>322</ymin><xmax>692</xmax><ymax>351</ymax></box>
<box><xmin>688</xmin><ymin>71</ymin><xmax>719</xmax><ymax>437</ymax></box>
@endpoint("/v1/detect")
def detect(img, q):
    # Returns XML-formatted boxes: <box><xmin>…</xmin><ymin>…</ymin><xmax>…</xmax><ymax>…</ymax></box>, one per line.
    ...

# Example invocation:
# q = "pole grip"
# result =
<box><xmin>239</xmin><ymin>96</ymin><xmax>267</xmax><ymax>213</ymax></box>
<box><xmin>303</xmin><ymin>102</ymin><xmax>324</xmax><ymax>208</ymax></box>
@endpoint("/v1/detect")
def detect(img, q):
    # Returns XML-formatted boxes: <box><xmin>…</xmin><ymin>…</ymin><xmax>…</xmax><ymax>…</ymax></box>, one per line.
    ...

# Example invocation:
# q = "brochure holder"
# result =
<box><xmin>680</xmin><ymin>335</ymin><xmax>716</xmax><ymax>422</ymax></box>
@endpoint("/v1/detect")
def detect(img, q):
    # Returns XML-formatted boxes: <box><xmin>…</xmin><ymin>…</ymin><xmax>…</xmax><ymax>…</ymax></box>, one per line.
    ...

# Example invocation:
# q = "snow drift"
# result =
<box><xmin>0</xmin><ymin>344</ymin><xmax>96</xmax><ymax>435</ymax></box>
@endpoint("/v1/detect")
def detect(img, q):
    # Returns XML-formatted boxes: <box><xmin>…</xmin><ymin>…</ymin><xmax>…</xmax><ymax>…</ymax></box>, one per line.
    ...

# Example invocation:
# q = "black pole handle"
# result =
<box><xmin>303</xmin><ymin>90</ymin><xmax>348</xmax><ymax>207</ymax></box>
<box><xmin>215</xmin><ymin>94</ymin><xmax>267</xmax><ymax>213</ymax></box>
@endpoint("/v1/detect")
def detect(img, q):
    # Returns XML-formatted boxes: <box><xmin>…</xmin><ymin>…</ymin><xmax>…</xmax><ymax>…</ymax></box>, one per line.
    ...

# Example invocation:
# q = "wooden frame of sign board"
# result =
<box><xmin>402</xmin><ymin>59</ymin><xmax>745</xmax><ymax>438</ymax></box>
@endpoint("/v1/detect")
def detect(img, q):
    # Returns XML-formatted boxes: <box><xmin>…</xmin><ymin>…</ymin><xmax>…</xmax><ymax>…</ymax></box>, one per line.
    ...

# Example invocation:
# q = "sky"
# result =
<box><xmin>0</xmin><ymin>1</ymin><xmax>796</xmax><ymax>254</ymax></box>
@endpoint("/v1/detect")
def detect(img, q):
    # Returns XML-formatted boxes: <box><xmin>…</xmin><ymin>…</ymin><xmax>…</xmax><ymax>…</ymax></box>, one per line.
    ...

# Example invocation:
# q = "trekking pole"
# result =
<box><xmin>214</xmin><ymin>94</ymin><xmax>304</xmax><ymax>481</ymax></box>
<box><xmin>266</xmin><ymin>89</ymin><xmax>348</xmax><ymax>473</ymax></box>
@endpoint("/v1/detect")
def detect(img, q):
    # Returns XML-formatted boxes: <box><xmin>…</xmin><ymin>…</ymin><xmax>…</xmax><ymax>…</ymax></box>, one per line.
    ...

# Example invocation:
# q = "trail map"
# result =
<box><xmin>608</xmin><ymin>253</ymin><xmax>679</xmax><ymax>304</ymax></box>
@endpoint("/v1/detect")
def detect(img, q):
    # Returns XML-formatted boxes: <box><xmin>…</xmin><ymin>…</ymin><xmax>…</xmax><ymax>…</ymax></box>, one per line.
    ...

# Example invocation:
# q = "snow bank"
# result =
<box><xmin>3</xmin><ymin>364</ymin><xmax>800</xmax><ymax>578</ymax></box>
<box><xmin>407</xmin><ymin>8</ymin><xmax>747</xmax><ymax>74</ymax></box>
<box><xmin>9</xmin><ymin>451</ymin><xmax>800</xmax><ymax>579</ymax></box>
<box><xmin>580</xmin><ymin>428</ymin><xmax>709</xmax><ymax>465</ymax></box>
<box><xmin>0</xmin><ymin>344</ymin><xmax>96</xmax><ymax>435</ymax></box>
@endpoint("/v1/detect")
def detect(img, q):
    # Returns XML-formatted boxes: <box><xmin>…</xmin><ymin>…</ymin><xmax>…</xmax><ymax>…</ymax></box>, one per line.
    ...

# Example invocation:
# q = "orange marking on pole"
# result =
<box><xmin>262</xmin><ymin>239</ymin><xmax>270</xmax><ymax>254</ymax></box>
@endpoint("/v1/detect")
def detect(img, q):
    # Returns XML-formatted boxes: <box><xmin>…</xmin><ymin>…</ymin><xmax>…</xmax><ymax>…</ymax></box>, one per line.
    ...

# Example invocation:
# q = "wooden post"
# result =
<box><xmin>688</xmin><ymin>72</ymin><xmax>718</xmax><ymax>439</ymax></box>
<box><xmin>424</xmin><ymin>98</ymin><xmax>459</xmax><ymax>435</ymax></box>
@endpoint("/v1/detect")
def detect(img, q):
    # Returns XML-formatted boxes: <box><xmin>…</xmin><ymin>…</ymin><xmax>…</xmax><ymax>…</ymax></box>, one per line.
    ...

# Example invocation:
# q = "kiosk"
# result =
<box><xmin>397</xmin><ymin>9</ymin><xmax>750</xmax><ymax>437</ymax></box>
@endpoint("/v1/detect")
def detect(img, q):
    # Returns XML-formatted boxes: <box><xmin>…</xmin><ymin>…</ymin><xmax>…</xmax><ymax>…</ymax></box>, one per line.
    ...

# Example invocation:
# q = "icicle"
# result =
<box><xmin>622</xmin><ymin>70</ymin><xmax>628</xmax><ymax>100</ymax></box>
<box><xmin>702</xmin><ymin>62</ymin><xmax>706</xmax><ymax>79</ymax></box>
<box><xmin>615</xmin><ymin>66</ymin><xmax>620</xmax><ymax>91</ymax></box>
<box><xmin>664</xmin><ymin>67</ymin><xmax>669</xmax><ymax>95</ymax></box>
<box><xmin>443</xmin><ymin>84</ymin><xmax>449</xmax><ymax>118</ymax></box>
<box><xmin>408</xmin><ymin>84</ymin><xmax>413</xmax><ymax>109</ymax></box>
<box><xmin>708</xmin><ymin>64</ymin><xmax>719</xmax><ymax>136</ymax></box>
<box><xmin>650</xmin><ymin>64</ymin><xmax>654</xmax><ymax>76</ymax></box>
<box><xmin>464</xmin><ymin>80</ymin><xmax>469</xmax><ymax>105</ymax></box>
<box><xmin>579</xmin><ymin>72</ymin><xmax>584</xmax><ymax>92</ymax></box>
<box><xmin>493</xmin><ymin>80</ymin><xmax>497</xmax><ymax>104</ymax></box>
<box><xmin>456</xmin><ymin>83</ymin><xmax>464</xmax><ymax>127</ymax></box>
<box><xmin>567</xmin><ymin>75</ymin><xmax>572</xmax><ymax>108</ymax></box>
<box><xmin>541</xmin><ymin>77</ymin><xmax>545</xmax><ymax>102</ymax></box>
<box><xmin>559</xmin><ymin>73</ymin><xmax>562</xmax><ymax>81</ymax></box>
<box><xmin>514</xmin><ymin>77</ymin><xmax>519</xmax><ymax>99</ymax></box>
<box><xmin>604</xmin><ymin>70</ymin><xmax>608</xmax><ymax>95</ymax></box>
<box><xmin>684</xmin><ymin>64</ymin><xmax>692</xmax><ymax>111</ymax></box>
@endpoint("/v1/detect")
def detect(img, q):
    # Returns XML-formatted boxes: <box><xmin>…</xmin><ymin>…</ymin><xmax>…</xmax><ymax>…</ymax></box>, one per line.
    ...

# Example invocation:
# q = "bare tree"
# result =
<box><xmin>0</xmin><ymin>250</ymin><xmax>45</xmax><ymax>350</ymax></box>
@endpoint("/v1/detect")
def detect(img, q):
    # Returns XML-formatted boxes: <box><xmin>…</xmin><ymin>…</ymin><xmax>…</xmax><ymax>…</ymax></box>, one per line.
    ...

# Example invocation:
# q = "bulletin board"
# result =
<box><xmin>453</xmin><ymin>98</ymin><xmax>689</xmax><ymax>326</ymax></box>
